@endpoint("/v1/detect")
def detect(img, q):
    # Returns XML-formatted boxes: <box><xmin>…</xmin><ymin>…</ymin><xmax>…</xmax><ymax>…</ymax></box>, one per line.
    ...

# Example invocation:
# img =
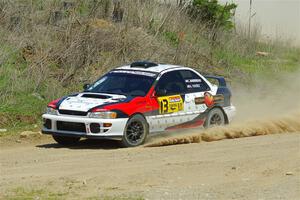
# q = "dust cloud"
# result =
<box><xmin>146</xmin><ymin>70</ymin><xmax>300</xmax><ymax>147</ymax></box>
<box><xmin>232</xmin><ymin>71</ymin><xmax>300</xmax><ymax>122</ymax></box>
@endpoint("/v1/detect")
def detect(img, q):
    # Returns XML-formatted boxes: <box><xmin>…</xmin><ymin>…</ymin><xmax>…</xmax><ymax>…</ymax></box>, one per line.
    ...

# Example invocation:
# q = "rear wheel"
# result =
<box><xmin>121</xmin><ymin>114</ymin><xmax>148</xmax><ymax>147</ymax></box>
<box><xmin>204</xmin><ymin>108</ymin><xmax>225</xmax><ymax>128</ymax></box>
<box><xmin>52</xmin><ymin>135</ymin><xmax>80</xmax><ymax>145</ymax></box>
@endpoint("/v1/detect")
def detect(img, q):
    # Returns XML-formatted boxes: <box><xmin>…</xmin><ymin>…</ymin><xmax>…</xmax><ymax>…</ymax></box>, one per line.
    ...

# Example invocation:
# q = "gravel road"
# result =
<box><xmin>0</xmin><ymin>133</ymin><xmax>299</xmax><ymax>199</ymax></box>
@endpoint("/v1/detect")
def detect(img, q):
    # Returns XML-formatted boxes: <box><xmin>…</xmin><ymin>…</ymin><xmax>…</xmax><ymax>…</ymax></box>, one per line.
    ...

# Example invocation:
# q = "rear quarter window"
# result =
<box><xmin>179</xmin><ymin>70</ymin><xmax>210</xmax><ymax>93</ymax></box>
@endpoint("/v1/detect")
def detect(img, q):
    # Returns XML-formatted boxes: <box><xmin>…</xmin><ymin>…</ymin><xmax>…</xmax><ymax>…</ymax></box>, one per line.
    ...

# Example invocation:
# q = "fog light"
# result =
<box><xmin>90</xmin><ymin>123</ymin><xmax>100</xmax><ymax>133</ymax></box>
<box><xmin>103</xmin><ymin>123</ymin><xmax>112</xmax><ymax>127</ymax></box>
<box><xmin>43</xmin><ymin>119</ymin><xmax>52</xmax><ymax>129</ymax></box>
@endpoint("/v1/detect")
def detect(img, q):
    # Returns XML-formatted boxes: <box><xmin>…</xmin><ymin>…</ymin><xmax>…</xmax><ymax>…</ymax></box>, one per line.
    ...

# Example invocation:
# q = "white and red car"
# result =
<box><xmin>42</xmin><ymin>61</ymin><xmax>236</xmax><ymax>147</ymax></box>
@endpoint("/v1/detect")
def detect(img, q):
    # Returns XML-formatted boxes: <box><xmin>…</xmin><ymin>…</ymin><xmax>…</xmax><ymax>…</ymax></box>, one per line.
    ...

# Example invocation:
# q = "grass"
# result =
<box><xmin>87</xmin><ymin>196</ymin><xmax>144</xmax><ymax>200</ymax></box>
<box><xmin>0</xmin><ymin>45</ymin><xmax>47</xmax><ymax>130</ymax></box>
<box><xmin>212</xmin><ymin>38</ymin><xmax>300</xmax><ymax>84</ymax></box>
<box><xmin>4</xmin><ymin>187</ymin><xmax>68</xmax><ymax>200</ymax></box>
<box><xmin>0</xmin><ymin>0</ymin><xmax>299</xmax><ymax>132</ymax></box>
<box><xmin>3</xmin><ymin>187</ymin><xmax>144</xmax><ymax>200</ymax></box>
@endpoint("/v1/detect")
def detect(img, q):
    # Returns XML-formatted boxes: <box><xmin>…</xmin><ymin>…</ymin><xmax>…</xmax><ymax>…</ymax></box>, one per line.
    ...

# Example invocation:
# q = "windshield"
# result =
<box><xmin>86</xmin><ymin>70</ymin><xmax>157</xmax><ymax>96</ymax></box>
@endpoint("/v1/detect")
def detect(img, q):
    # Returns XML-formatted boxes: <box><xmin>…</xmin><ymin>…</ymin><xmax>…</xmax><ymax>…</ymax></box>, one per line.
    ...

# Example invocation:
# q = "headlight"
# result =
<box><xmin>46</xmin><ymin>107</ymin><xmax>58</xmax><ymax>115</ymax></box>
<box><xmin>89</xmin><ymin>111</ymin><xmax>117</xmax><ymax>119</ymax></box>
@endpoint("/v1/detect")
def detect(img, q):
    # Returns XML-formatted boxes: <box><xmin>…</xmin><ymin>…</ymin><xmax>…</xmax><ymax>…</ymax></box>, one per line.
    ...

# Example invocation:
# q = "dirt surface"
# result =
<box><xmin>1</xmin><ymin>133</ymin><xmax>299</xmax><ymax>200</ymax></box>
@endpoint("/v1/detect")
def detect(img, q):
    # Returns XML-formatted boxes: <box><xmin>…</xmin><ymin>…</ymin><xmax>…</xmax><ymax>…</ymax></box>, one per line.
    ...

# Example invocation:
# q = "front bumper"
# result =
<box><xmin>42</xmin><ymin>114</ymin><xmax>128</xmax><ymax>139</ymax></box>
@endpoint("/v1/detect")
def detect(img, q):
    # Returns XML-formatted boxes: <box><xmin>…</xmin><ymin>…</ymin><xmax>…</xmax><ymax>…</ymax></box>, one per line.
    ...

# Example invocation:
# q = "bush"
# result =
<box><xmin>187</xmin><ymin>0</ymin><xmax>237</xmax><ymax>31</ymax></box>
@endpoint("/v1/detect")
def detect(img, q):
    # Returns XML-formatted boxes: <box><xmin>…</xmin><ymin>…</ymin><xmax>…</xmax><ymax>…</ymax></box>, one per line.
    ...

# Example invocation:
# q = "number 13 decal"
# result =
<box><xmin>160</xmin><ymin>99</ymin><xmax>169</xmax><ymax>113</ymax></box>
<box><xmin>158</xmin><ymin>95</ymin><xmax>184</xmax><ymax>114</ymax></box>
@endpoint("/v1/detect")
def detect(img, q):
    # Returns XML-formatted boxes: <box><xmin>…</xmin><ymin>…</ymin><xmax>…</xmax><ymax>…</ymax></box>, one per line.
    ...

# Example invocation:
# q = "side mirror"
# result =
<box><xmin>155</xmin><ymin>89</ymin><xmax>167</xmax><ymax>97</ymax></box>
<box><xmin>83</xmin><ymin>83</ymin><xmax>90</xmax><ymax>90</ymax></box>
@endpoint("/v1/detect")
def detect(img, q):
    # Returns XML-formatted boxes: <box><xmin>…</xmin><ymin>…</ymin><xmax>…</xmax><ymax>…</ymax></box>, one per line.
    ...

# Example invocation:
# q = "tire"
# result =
<box><xmin>204</xmin><ymin>108</ymin><xmax>225</xmax><ymax>128</ymax></box>
<box><xmin>52</xmin><ymin>135</ymin><xmax>80</xmax><ymax>146</ymax></box>
<box><xmin>121</xmin><ymin>114</ymin><xmax>148</xmax><ymax>147</ymax></box>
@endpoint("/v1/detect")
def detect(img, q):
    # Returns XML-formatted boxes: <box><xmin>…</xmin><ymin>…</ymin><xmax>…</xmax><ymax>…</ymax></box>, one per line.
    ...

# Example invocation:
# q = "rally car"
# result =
<box><xmin>42</xmin><ymin>61</ymin><xmax>236</xmax><ymax>147</ymax></box>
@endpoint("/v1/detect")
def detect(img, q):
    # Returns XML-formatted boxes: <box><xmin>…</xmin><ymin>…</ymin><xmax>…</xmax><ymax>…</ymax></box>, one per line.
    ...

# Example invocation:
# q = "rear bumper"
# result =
<box><xmin>42</xmin><ymin>114</ymin><xmax>128</xmax><ymax>138</ymax></box>
<box><xmin>223</xmin><ymin>105</ymin><xmax>236</xmax><ymax>122</ymax></box>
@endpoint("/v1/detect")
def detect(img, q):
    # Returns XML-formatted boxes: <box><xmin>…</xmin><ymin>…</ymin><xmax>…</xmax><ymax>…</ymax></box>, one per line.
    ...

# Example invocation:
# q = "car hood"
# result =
<box><xmin>58</xmin><ymin>93</ymin><xmax>127</xmax><ymax>112</ymax></box>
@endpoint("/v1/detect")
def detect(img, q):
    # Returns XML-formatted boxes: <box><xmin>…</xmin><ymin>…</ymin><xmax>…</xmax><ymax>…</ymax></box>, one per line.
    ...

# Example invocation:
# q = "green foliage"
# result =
<box><xmin>0</xmin><ymin>0</ymin><xmax>299</xmax><ymax>132</ymax></box>
<box><xmin>5</xmin><ymin>187</ymin><xmax>144</xmax><ymax>200</ymax></box>
<box><xmin>213</xmin><ymin>42</ymin><xmax>300</xmax><ymax>78</ymax></box>
<box><xmin>163</xmin><ymin>31</ymin><xmax>180</xmax><ymax>47</ymax></box>
<box><xmin>187</xmin><ymin>0</ymin><xmax>237</xmax><ymax>30</ymax></box>
<box><xmin>88</xmin><ymin>196</ymin><xmax>144</xmax><ymax>200</ymax></box>
<box><xmin>6</xmin><ymin>187</ymin><xmax>68</xmax><ymax>200</ymax></box>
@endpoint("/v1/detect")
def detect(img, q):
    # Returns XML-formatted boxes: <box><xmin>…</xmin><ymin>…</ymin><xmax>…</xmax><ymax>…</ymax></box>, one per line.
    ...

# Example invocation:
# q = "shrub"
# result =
<box><xmin>187</xmin><ymin>0</ymin><xmax>237</xmax><ymax>31</ymax></box>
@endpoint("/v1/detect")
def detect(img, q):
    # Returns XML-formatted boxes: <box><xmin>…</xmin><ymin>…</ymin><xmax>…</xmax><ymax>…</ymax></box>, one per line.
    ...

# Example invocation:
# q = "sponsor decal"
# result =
<box><xmin>185</xmin><ymin>79</ymin><xmax>202</xmax><ymax>83</ymax></box>
<box><xmin>165</xmin><ymin>112</ymin><xmax>207</xmax><ymax>130</ymax></box>
<box><xmin>194</xmin><ymin>92</ymin><xmax>224</xmax><ymax>107</ymax></box>
<box><xmin>204</xmin><ymin>92</ymin><xmax>214</xmax><ymax>107</ymax></box>
<box><xmin>110</xmin><ymin>70</ymin><xmax>157</xmax><ymax>77</ymax></box>
<box><xmin>187</xmin><ymin>84</ymin><xmax>201</xmax><ymax>88</ymax></box>
<box><xmin>186</xmin><ymin>79</ymin><xmax>203</xmax><ymax>89</ymax></box>
<box><xmin>166</xmin><ymin>119</ymin><xmax>204</xmax><ymax>130</ymax></box>
<box><xmin>158</xmin><ymin>95</ymin><xmax>184</xmax><ymax>114</ymax></box>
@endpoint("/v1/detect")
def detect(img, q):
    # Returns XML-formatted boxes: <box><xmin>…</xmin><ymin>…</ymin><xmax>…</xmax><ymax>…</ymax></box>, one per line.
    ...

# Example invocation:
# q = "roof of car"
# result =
<box><xmin>116</xmin><ymin>61</ymin><xmax>187</xmax><ymax>73</ymax></box>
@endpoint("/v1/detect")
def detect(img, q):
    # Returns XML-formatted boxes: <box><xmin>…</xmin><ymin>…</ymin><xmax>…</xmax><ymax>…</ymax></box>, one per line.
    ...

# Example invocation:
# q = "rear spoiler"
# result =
<box><xmin>204</xmin><ymin>75</ymin><xmax>227</xmax><ymax>87</ymax></box>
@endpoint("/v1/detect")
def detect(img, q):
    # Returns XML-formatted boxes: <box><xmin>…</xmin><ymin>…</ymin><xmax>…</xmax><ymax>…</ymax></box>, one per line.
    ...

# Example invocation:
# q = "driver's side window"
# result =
<box><xmin>155</xmin><ymin>71</ymin><xmax>187</xmax><ymax>96</ymax></box>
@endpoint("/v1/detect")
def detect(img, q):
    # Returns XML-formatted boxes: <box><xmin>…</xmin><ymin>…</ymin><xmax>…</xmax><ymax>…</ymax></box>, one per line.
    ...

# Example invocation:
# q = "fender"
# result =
<box><xmin>205</xmin><ymin>75</ymin><xmax>232</xmax><ymax>107</ymax></box>
<box><xmin>207</xmin><ymin>105</ymin><xmax>229</xmax><ymax>124</ymax></box>
<box><xmin>127</xmin><ymin>113</ymin><xmax>150</xmax><ymax>131</ymax></box>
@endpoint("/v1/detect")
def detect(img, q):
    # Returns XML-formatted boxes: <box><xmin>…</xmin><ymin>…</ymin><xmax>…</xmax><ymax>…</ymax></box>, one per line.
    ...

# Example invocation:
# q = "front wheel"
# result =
<box><xmin>121</xmin><ymin>114</ymin><xmax>148</xmax><ymax>147</ymax></box>
<box><xmin>204</xmin><ymin>108</ymin><xmax>226</xmax><ymax>128</ymax></box>
<box><xmin>52</xmin><ymin>135</ymin><xmax>80</xmax><ymax>146</ymax></box>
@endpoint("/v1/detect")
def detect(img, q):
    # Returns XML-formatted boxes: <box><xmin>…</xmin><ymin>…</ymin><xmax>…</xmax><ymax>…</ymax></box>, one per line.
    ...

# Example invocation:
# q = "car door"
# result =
<box><xmin>148</xmin><ymin>70</ymin><xmax>187</xmax><ymax>132</ymax></box>
<box><xmin>175</xmin><ymin>69</ymin><xmax>212</xmax><ymax>128</ymax></box>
